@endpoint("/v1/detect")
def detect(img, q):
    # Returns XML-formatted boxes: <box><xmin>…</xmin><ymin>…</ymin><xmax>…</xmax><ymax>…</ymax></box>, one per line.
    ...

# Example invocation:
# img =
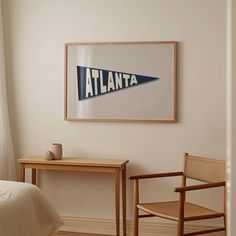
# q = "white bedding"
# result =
<box><xmin>0</xmin><ymin>181</ymin><xmax>63</xmax><ymax>236</ymax></box>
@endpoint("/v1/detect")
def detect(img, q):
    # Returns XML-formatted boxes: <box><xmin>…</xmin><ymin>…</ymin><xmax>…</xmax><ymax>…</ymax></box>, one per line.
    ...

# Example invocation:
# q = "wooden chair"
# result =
<box><xmin>129</xmin><ymin>153</ymin><xmax>226</xmax><ymax>236</ymax></box>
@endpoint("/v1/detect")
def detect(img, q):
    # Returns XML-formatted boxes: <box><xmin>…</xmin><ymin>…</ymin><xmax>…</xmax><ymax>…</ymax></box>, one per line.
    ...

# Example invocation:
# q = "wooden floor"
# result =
<box><xmin>57</xmin><ymin>232</ymin><xmax>108</xmax><ymax>236</ymax></box>
<box><xmin>57</xmin><ymin>231</ymin><xmax>224</xmax><ymax>236</ymax></box>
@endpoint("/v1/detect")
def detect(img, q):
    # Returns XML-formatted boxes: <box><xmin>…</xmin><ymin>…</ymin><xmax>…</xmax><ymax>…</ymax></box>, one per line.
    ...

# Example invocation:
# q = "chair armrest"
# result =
<box><xmin>129</xmin><ymin>171</ymin><xmax>183</xmax><ymax>180</ymax></box>
<box><xmin>175</xmin><ymin>181</ymin><xmax>225</xmax><ymax>192</ymax></box>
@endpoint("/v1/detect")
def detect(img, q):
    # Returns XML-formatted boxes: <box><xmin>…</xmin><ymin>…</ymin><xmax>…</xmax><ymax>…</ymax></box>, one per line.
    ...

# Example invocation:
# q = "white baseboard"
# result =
<box><xmin>60</xmin><ymin>216</ymin><xmax>225</xmax><ymax>236</ymax></box>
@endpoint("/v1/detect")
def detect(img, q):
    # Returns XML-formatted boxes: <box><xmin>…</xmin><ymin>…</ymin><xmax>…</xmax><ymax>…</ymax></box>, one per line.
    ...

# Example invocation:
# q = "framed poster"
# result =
<box><xmin>64</xmin><ymin>41</ymin><xmax>177</xmax><ymax>122</ymax></box>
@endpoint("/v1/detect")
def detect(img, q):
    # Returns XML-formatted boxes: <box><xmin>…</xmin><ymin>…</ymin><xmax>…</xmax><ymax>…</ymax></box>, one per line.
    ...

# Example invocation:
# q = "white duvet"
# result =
<box><xmin>0</xmin><ymin>181</ymin><xmax>63</xmax><ymax>236</ymax></box>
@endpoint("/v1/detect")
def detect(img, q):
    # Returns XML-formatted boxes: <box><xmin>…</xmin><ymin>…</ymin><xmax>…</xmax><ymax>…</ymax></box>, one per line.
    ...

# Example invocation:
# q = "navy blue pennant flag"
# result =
<box><xmin>77</xmin><ymin>66</ymin><xmax>159</xmax><ymax>100</ymax></box>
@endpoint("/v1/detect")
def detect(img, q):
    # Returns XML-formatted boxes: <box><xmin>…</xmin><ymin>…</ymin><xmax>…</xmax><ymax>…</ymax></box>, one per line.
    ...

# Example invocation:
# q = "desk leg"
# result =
<box><xmin>20</xmin><ymin>164</ymin><xmax>25</xmax><ymax>182</ymax></box>
<box><xmin>115</xmin><ymin>168</ymin><xmax>120</xmax><ymax>236</ymax></box>
<box><xmin>122</xmin><ymin>165</ymin><xmax>127</xmax><ymax>236</ymax></box>
<box><xmin>32</xmin><ymin>169</ymin><xmax>36</xmax><ymax>185</ymax></box>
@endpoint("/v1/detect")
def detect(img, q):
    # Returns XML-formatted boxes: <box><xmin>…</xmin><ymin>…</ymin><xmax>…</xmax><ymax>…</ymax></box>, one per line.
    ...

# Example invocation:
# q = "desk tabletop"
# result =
<box><xmin>18</xmin><ymin>156</ymin><xmax>129</xmax><ymax>168</ymax></box>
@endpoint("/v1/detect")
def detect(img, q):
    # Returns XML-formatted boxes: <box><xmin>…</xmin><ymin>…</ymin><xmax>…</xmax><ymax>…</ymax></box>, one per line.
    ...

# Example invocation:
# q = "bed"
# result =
<box><xmin>0</xmin><ymin>180</ymin><xmax>63</xmax><ymax>236</ymax></box>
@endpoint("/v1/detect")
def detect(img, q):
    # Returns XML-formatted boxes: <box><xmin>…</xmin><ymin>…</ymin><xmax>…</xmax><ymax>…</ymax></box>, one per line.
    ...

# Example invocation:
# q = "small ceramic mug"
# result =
<box><xmin>44</xmin><ymin>150</ymin><xmax>54</xmax><ymax>160</ymax></box>
<box><xmin>51</xmin><ymin>143</ymin><xmax>63</xmax><ymax>160</ymax></box>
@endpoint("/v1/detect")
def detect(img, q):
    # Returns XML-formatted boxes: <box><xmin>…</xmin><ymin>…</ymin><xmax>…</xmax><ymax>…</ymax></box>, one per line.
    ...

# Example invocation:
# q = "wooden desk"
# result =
<box><xmin>18</xmin><ymin>156</ymin><xmax>129</xmax><ymax>236</ymax></box>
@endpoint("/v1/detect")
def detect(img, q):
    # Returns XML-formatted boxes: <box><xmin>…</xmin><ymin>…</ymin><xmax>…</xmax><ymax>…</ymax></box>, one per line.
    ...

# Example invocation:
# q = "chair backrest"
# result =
<box><xmin>184</xmin><ymin>153</ymin><xmax>226</xmax><ymax>183</ymax></box>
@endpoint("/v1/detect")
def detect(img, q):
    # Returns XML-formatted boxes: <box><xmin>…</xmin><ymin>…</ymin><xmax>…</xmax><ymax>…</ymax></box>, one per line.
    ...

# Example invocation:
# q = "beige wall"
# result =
<box><xmin>228</xmin><ymin>0</ymin><xmax>236</xmax><ymax>234</ymax></box>
<box><xmin>2</xmin><ymin>0</ymin><xmax>226</xmax><ymax>222</ymax></box>
<box><xmin>232</xmin><ymin>0</ymin><xmax>236</xmax><ymax>232</ymax></box>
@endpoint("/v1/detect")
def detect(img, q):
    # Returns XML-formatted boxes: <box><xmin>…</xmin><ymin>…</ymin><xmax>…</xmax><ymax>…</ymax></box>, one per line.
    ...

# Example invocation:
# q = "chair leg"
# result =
<box><xmin>223</xmin><ymin>215</ymin><xmax>227</xmax><ymax>236</ymax></box>
<box><xmin>132</xmin><ymin>179</ymin><xmax>139</xmax><ymax>236</ymax></box>
<box><xmin>177</xmin><ymin>192</ymin><xmax>185</xmax><ymax>236</ymax></box>
<box><xmin>132</xmin><ymin>206</ymin><xmax>139</xmax><ymax>236</ymax></box>
<box><xmin>177</xmin><ymin>219</ymin><xmax>184</xmax><ymax>236</ymax></box>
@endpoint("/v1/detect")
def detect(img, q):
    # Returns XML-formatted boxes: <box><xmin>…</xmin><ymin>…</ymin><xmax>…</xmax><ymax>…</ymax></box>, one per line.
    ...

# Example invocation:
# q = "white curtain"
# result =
<box><xmin>0</xmin><ymin>1</ymin><xmax>16</xmax><ymax>180</ymax></box>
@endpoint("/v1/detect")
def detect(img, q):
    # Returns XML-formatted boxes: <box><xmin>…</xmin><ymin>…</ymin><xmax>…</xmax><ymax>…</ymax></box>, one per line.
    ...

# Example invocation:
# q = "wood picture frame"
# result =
<box><xmin>64</xmin><ymin>41</ymin><xmax>177</xmax><ymax>123</ymax></box>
